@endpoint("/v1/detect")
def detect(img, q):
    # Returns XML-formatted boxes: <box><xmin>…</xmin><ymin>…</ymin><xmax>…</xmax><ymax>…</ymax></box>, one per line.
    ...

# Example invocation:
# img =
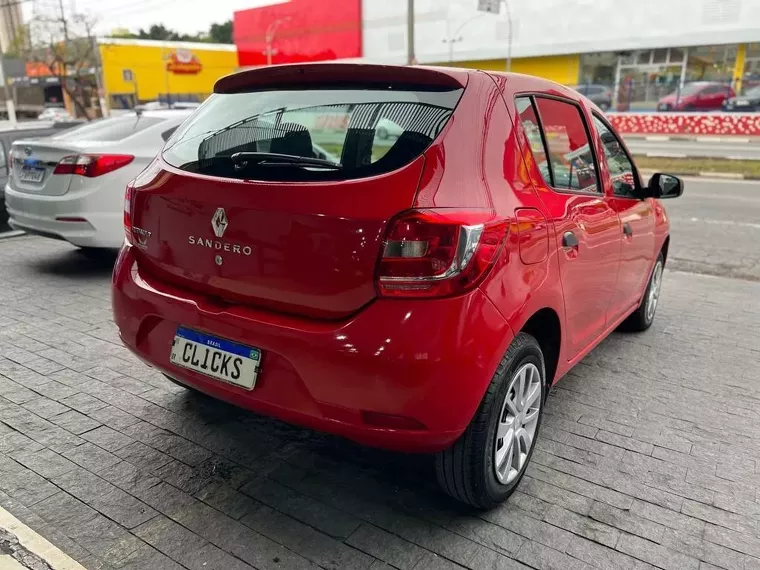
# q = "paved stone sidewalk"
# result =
<box><xmin>1</xmin><ymin>236</ymin><xmax>759</xmax><ymax>570</ymax></box>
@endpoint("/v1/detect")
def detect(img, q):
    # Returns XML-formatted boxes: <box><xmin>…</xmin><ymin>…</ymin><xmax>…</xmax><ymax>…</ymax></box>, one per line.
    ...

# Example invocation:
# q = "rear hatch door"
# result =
<box><xmin>132</xmin><ymin>65</ymin><xmax>467</xmax><ymax>319</ymax></box>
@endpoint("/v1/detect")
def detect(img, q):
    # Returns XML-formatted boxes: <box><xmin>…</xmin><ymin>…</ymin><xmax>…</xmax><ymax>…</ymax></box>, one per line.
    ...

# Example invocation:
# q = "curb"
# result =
<box><xmin>638</xmin><ymin>169</ymin><xmax>758</xmax><ymax>181</ymax></box>
<box><xmin>623</xmin><ymin>135</ymin><xmax>760</xmax><ymax>143</ymax></box>
<box><xmin>639</xmin><ymin>153</ymin><xmax>760</xmax><ymax>161</ymax></box>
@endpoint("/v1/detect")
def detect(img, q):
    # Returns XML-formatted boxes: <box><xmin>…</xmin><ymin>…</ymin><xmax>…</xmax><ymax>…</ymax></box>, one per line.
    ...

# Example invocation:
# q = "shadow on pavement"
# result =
<box><xmin>28</xmin><ymin>247</ymin><xmax>118</xmax><ymax>278</ymax></box>
<box><xmin>177</xmin><ymin>385</ymin><xmax>455</xmax><ymax>509</ymax></box>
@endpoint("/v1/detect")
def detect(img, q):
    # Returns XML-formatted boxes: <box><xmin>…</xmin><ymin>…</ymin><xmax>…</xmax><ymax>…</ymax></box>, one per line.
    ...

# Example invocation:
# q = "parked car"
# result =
<box><xmin>112</xmin><ymin>63</ymin><xmax>682</xmax><ymax>509</ymax></box>
<box><xmin>657</xmin><ymin>81</ymin><xmax>734</xmax><ymax>111</ymax></box>
<box><xmin>37</xmin><ymin>107</ymin><xmax>72</xmax><ymax>121</ymax></box>
<box><xmin>4</xmin><ymin>110</ymin><xmax>193</xmax><ymax>251</ymax></box>
<box><xmin>0</xmin><ymin>123</ymin><xmax>82</xmax><ymax>226</ymax></box>
<box><xmin>569</xmin><ymin>84</ymin><xmax>612</xmax><ymax>110</ymax></box>
<box><xmin>723</xmin><ymin>85</ymin><xmax>760</xmax><ymax>111</ymax></box>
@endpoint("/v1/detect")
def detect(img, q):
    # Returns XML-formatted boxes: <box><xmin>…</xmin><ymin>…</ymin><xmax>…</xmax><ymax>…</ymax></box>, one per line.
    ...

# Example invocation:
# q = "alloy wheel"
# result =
<box><xmin>493</xmin><ymin>363</ymin><xmax>542</xmax><ymax>484</ymax></box>
<box><xmin>646</xmin><ymin>260</ymin><xmax>663</xmax><ymax>322</ymax></box>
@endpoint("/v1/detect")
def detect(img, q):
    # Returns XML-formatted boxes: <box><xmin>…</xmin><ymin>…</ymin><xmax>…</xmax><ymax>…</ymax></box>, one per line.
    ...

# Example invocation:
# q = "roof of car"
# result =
<box><xmin>115</xmin><ymin>109</ymin><xmax>194</xmax><ymax>120</ymax></box>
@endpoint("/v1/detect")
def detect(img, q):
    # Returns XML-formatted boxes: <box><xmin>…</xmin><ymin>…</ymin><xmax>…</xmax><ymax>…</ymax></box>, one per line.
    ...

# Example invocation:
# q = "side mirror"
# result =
<box><xmin>647</xmin><ymin>173</ymin><xmax>683</xmax><ymax>199</ymax></box>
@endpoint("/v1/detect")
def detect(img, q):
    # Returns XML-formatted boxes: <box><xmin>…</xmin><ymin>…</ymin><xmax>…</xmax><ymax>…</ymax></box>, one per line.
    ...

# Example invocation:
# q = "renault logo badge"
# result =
<box><xmin>211</xmin><ymin>208</ymin><xmax>228</xmax><ymax>238</ymax></box>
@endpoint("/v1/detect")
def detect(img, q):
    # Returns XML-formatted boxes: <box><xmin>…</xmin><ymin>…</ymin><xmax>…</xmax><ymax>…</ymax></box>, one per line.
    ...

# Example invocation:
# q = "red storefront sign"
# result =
<box><xmin>233</xmin><ymin>0</ymin><xmax>362</xmax><ymax>67</ymax></box>
<box><xmin>166</xmin><ymin>49</ymin><xmax>203</xmax><ymax>75</ymax></box>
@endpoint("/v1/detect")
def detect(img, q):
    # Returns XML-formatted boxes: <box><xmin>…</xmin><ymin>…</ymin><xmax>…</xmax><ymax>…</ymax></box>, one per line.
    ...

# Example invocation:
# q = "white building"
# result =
<box><xmin>0</xmin><ymin>0</ymin><xmax>24</xmax><ymax>53</ymax></box>
<box><xmin>361</xmin><ymin>0</ymin><xmax>760</xmax><ymax>108</ymax></box>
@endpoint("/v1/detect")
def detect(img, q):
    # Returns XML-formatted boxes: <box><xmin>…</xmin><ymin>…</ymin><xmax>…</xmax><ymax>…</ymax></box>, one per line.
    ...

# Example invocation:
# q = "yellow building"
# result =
<box><xmin>97</xmin><ymin>38</ymin><xmax>239</xmax><ymax>109</ymax></box>
<box><xmin>445</xmin><ymin>55</ymin><xmax>580</xmax><ymax>86</ymax></box>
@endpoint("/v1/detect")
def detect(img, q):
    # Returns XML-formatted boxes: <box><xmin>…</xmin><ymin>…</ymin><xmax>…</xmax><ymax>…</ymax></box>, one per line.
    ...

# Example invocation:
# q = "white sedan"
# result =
<box><xmin>5</xmin><ymin>110</ymin><xmax>193</xmax><ymax>251</ymax></box>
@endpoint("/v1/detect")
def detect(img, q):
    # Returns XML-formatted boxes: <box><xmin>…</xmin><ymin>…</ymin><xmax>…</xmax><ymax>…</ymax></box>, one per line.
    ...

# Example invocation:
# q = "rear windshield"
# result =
<box><xmin>161</xmin><ymin>86</ymin><xmax>463</xmax><ymax>181</ymax></box>
<box><xmin>50</xmin><ymin>116</ymin><xmax>165</xmax><ymax>143</ymax></box>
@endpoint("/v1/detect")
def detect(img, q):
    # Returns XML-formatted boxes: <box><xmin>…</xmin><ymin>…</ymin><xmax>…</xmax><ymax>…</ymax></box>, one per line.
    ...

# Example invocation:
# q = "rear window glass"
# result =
<box><xmin>162</xmin><ymin>86</ymin><xmax>463</xmax><ymax>181</ymax></box>
<box><xmin>50</xmin><ymin>116</ymin><xmax>164</xmax><ymax>143</ymax></box>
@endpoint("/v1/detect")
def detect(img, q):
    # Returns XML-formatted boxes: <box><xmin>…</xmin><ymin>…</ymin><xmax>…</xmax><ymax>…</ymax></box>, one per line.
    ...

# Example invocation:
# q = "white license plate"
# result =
<box><xmin>169</xmin><ymin>327</ymin><xmax>261</xmax><ymax>390</ymax></box>
<box><xmin>19</xmin><ymin>167</ymin><xmax>45</xmax><ymax>183</ymax></box>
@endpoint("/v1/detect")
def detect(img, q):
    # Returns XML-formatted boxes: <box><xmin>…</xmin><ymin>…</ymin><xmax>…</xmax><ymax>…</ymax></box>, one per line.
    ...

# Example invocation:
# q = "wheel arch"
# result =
<box><xmin>661</xmin><ymin>234</ymin><xmax>670</xmax><ymax>264</ymax></box>
<box><xmin>519</xmin><ymin>307</ymin><xmax>562</xmax><ymax>389</ymax></box>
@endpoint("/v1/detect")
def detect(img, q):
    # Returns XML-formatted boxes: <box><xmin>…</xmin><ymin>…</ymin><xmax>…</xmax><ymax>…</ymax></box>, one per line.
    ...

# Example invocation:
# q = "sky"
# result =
<box><xmin>22</xmin><ymin>0</ymin><xmax>287</xmax><ymax>36</ymax></box>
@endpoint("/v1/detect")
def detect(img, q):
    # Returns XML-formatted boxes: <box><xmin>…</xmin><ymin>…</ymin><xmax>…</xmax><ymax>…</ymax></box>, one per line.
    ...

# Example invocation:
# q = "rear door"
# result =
<box><xmin>514</xmin><ymin>95</ymin><xmax>621</xmax><ymax>359</ymax></box>
<box><xmin>131</xmin><ymin>77</ymin><xmax>465</xmax><ymax>319</ymax></box>
<box><xmin>591</xmin><ymin>113</ymin><xmax>656</xmax><ymax>322</ymax></box>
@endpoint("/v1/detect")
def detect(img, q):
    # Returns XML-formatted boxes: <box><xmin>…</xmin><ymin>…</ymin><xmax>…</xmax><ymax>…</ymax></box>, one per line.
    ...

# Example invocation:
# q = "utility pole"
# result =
<box><xmin>0</xmin><ymin>0</ymin><xmax>17</xmax><ymax>125</ymax></box>
<box><xmin>90</xmin><ymin>35</ymin><xmax>109</xmax><ymax>118</ymax></box>
<box><xmin>407</xmin><ymin>0</ymin><xmax>415</xmax><ymax>65</ymax></box>
<box><xmin>504</xmin><ymin>0</ymin><xmax>512</xmax><ymax>72</ymax></box>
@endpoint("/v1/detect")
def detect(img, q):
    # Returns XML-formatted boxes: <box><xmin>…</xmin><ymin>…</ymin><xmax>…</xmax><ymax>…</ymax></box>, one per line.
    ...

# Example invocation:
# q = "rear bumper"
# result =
<box><xmin>4</xmin><ymin>185</ymin><xmax>123</xmax><ymax>248</ymax></box>
<box><xmin>112</xmin><ymin>245</ymin><xmax>514</xmax><ymax>453</ymax></box>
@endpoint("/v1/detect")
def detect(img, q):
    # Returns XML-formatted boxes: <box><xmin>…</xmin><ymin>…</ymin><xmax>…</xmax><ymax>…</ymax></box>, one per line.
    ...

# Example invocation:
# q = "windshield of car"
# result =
<box><xmin>50</xmin><ymin>115</ymin><xmax>165</xmax><ymax>143</ymax></box>
<box><xmin>162</xmin><ymin>86</ymin><xmax>463</xmax><ymax>181</ymax></box>
<box><xmin>743</xmin><ymin>86</ymin><xmax>760</xmax><ymax>98</ymax></box>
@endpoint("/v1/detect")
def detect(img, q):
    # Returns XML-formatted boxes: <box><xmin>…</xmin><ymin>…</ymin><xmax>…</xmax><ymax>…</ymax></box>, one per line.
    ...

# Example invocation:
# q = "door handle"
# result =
<box><xmin>562</xmin><ymin>231</ymin><xmax>579</xmax><ymax>248</ymax></box>
<box><xmin>623</xmin><ymin>222</ymin><xmax>633</xmax><ymax>237</ymax></box>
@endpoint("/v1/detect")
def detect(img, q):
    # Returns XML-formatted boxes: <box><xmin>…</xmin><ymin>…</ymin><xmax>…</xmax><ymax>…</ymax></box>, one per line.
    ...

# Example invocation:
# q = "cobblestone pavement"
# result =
<box><xmin>0</xmin><ymin>236</ymin><xmax>759</xmax><ymax>570</ymax></box>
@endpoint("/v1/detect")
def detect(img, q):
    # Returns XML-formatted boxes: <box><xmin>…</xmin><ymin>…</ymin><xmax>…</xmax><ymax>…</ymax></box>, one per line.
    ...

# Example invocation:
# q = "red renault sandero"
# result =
<box><xmin>112</xmin><ymin>63</ymin><xmax>682</xmax><ymax>508</ymax></box>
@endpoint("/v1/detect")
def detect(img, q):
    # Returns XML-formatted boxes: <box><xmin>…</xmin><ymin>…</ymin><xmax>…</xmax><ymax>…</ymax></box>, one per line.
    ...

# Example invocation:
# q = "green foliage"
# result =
<box><xmin>109</xmin><ymin>20</ymin><xmax>233</xmax><ymax>44</ymax></box>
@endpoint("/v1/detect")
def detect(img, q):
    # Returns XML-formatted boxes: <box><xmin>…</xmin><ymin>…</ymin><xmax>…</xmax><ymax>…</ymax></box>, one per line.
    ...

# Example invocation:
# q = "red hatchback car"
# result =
<box><xmin>112</xmin><ymin>64</ymin><xmax>683</xmax><ymax>508</ymax></box>
<box><xmin>657</xmin><ymin>81</ymin><xmax>734</xmax><ymax>111</ymax></box>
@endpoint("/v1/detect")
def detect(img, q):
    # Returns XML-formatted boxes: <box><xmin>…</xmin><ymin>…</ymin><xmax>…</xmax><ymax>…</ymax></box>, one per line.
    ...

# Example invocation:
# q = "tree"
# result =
<box><xmin>209</xmin><ymin>20</ymin><xmax>233</xmax><ymax>44</ymax></box>
<box><xmin>106</xmin><ymin>20</ymin><xmax>234</xmax><ymax>44</ymax></box>
<box><xmin>26</xmin><ymin>3</ymin><xmax>100</xmax><ymax>119</ymax></box>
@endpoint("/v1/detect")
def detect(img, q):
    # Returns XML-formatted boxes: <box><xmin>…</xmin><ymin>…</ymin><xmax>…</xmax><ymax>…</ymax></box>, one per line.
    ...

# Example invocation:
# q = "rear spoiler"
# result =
<box><xmin>214</xmin><ymin>63</ymin><xmax>469</xmax><ymax>94</ymax></box>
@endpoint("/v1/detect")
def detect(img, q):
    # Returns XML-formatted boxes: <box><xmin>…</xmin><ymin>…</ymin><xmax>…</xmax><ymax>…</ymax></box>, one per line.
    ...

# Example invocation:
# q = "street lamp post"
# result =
<box><xmin>407</xmin><ymin>0</ymin><xmax>415</xmax><ymax>65</ymax></box>
<box><xmin>263</xmin><ymin>17</ymin><xmax>292</xmax><ymax>66</ymax></box>
<box><xmin>477</xmin><ymin>0</ymin><xmax>513</xmax><ymax>72</ymax></box>
<box><xmin>442</xmin><ymin>13</ymin><xmax>486</xmax><ymax>63</ymax></box>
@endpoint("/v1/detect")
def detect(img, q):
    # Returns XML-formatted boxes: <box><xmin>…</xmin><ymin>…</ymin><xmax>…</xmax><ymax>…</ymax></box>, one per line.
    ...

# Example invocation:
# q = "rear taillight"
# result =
<box><xmin>124</xmin><ymin>185</ymin><xmax>134</xmax><ymax>244</ymax></box>
<box><xmin>376</xmin><ymin>209</ymin><xmax>509</xmax><ymax>298</ymax></box>
<box><xmin>54</xmin><ymin>154</ymin><xmax>134</xmax><ymax>177</ymax></box>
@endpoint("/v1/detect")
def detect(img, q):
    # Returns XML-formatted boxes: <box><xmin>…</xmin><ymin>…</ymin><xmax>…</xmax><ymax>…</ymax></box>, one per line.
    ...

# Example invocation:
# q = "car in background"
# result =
<box><xmin>113</xmin><ymin>63</ymin><xmax>682</xmax><ymax>509</ymax></box>
<box><xmin>569</xmin><ymin>84</ymin><xmax>612</xmax><ymax>111</ymax></box>
<box><xmin>37</xmin><ymin>107</ymin><xmax>72</xmax><ymax>121</ymax></box>
<box><xmin>657</xmin><ymin>81</ymin><xmax>734</xmax><ymax>111</ymax></box>
<box><xmin>4</xmin><ymin>110</ymin><xmax>193</xmax><ymax>251</ymax></box>
<box><xmin>723</xmin><ymin>85</ymin><xmax>760</xmax><ymax>111</ymax></box>
<box><xmin>0</xmin><ymin>123</ymin><xmax>82</xmax><ymax>226</ymax></box>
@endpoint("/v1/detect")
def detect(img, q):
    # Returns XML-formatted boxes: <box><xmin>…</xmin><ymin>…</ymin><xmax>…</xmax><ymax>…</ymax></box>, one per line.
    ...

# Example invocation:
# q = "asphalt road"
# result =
<box><xmin>664</xmin><ymin>177</ymin><xmax>760</xmax><ymax>281</ymax></box>
<box><xmin>624</xmin><ymin>137</ymin><xmax>760</xmax><ymax>160</ymax></box>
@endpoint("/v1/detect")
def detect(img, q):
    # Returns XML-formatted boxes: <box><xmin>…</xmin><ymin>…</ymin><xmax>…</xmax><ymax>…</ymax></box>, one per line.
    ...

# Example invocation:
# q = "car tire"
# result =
<box><xmin>619</xmin><ymin>252</ymin><xmax>664</xmax><ymax>332</ymax></box>
<box><xmin>435</xmin><ymin>332</ymin><xmax>546</xmax><ymax>509</ymax></box>
<box><xmin>376</xmin><ymin>126</ymin><xmax>389</xmax><ymax>140</ymax></box>
<box><xmin>599</xmin><ymin>102</ymin><xmax>610</xmax><ymax>111</ymax></box>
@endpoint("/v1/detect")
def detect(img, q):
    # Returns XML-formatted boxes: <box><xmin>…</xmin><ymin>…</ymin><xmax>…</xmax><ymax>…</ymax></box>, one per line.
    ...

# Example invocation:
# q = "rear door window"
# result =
<box><xmin>162</xmin><ymin>86</ymin><xmax>463</xmax><ymax>181</ymax></box>
<box><xmin>516</xmin><ymin>96</ymin><xmax>599</xmax><ymax>193</ymax></box>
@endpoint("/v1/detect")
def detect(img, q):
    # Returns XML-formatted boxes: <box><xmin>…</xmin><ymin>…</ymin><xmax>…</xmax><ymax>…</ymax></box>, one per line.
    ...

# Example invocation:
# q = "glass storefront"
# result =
<box><xmin>579</xmin><ymin>44</ymin><xmax>746</xmax><ymax>110</ymax></box>
<box><xmin>744</xmin><ymin>43</ymin><xmax>760</xmax><ymax>93</ymax></box>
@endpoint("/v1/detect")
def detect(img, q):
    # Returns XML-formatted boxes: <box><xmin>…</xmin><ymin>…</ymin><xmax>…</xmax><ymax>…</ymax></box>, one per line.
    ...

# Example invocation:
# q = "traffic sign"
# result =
<box><xmin>477</xmin><ymin>0</ymin><xmax>501</xmax><ymax>14</ymax></box>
